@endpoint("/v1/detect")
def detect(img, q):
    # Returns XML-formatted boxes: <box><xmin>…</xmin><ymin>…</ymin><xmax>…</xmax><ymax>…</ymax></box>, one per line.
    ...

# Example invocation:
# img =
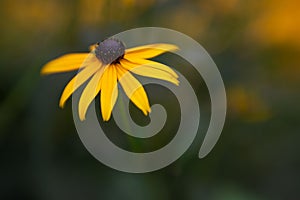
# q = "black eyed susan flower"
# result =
<box><xmin>41</xmin><ymin>38</ymin><xmax>179</xmax><ymax>121</ymax></box>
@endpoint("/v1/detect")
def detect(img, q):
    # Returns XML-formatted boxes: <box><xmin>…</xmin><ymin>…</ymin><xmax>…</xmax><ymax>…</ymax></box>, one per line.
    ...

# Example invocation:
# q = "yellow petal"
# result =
<box><xmin>78</xmin><ymin>67</ymin><xmax>105</xmax><ymax>121</ymax></box>
<box><xmin>120</xmin><ymin>59</ymin><xmax>179</xmax><ymax>85</ymax></box>
<box><xmin>125</xmin><ymin>43</ymin><xmax>178</xmax><ymax>59</ymax></box>
<box><xmin>41</xmin><ymin>53</ymin><xmax>95</xmax><ymax>74</ymax></box>
<box><xmin>123</xmin><ymin>56</ymin><xmax>178</xmax><ymax>78</ymax></box>
<box><xmin>117</xmin><ymin>66</ymin><xmax>151</xmax><ymax>115</ymax></box>
<box><xmin>89</xmin><ymin>43</ymin><xmax>98</xmax><ymax>51</ymax></box>
<box><xmin>100</xmin><ymin>65</ymin><xmax>118</xmax><ymax>121</ymax></box>
<box><xmin>59</xmin><ymin>60</ymin><xmax>102</xmax><ymax>108</ymax></box>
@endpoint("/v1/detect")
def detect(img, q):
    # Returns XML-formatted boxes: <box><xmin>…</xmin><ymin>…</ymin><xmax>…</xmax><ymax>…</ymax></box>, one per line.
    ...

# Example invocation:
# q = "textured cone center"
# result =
<box><xmin>95</xmin><ymin>38</ymin><xmax>125</xmax><ymax>64</ymax></box>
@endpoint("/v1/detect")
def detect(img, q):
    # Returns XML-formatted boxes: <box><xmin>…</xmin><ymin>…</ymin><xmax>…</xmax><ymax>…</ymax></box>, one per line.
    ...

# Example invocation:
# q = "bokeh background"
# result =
<box><xmin>1</xmin><ymin>0</ymin><xmax>299</xmax><ymax>199</ymax></box>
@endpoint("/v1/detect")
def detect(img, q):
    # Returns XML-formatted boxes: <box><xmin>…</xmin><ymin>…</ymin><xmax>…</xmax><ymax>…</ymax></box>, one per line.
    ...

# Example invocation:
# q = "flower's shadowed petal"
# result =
<box><xmin>59</xmin><ymin>60</ymin><xmax>102</xmax><ymax>108</ymax></box>
<box><xmin>78</xmin><ymin>66</ymin><xmax>106</xmax><ymax>121</ymax></box>
<box><xmin>100</xmin><ymin>65</ymin><xmax>118</xmax><ymax>121</ymax></box>
<box><xmin>117</xmin><ymin>66</ymin><xmax>151</xmax><ymax>115</ymax></box>
<box><xmin>41</xmin><ymin>53</ymin><xmax>95</xmax><ymax>74</ymax></box>
<box><xmin>120</xmin><ymin>59</ymin><xmax>179</xmax><ymax>85</ymax></box>
<box><xmin>125</xmin><ymin>43</ymin><xmax>178</xmax><ymax>59</ymax></box>
<box><xmin>89</xmin><ymin>43</ymin><xmax>98</xmax><ymax>51</ymax></box>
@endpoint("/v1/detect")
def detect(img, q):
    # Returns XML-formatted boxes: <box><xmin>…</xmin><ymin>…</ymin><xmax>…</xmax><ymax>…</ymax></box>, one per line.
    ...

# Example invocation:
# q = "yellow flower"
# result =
<box><xmin>41</xmin><ymin>38</ymin><xmax>179</xmax><ymax>121</ymax></box>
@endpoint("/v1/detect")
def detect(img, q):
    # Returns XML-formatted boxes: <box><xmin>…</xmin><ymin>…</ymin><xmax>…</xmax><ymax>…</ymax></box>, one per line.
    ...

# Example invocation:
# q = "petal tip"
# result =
<box><xmin>102</xmin><ymin>116</ymin><xmax>110</xmax><ymax>121</ymax></box>
<box><xmin>40</xmin><ymin>68</ymin><xmax>46</xmax><ymax>75</ymax></box>
<box><xmin>79</xmin><ymin>116</ymin><xmax>86</xmax><ymax>121</ymax></box>
<box><xmin>59</xmin><ymin>100</ymin><xmax>66</xmax><ymax>108</ymax></box>
<box><xmin>40</xmin><ymin>65</ymin><xmax>52</xmax><ymax>75</ymax></box>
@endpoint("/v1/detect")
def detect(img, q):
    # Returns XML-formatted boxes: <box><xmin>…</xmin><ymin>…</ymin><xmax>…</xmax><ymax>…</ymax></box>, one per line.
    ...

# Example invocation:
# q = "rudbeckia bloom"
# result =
<box><xmin>41</xmin><ymin>38</ymin><xmax>179</xmax><ymax>121</ymax></box>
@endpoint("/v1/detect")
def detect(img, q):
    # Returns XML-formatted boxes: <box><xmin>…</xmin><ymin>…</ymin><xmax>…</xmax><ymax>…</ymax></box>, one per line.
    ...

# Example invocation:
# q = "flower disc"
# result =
<box><xmin>95</xmin><ymin>38</ymin><xmax>125</xmax><ymax>64</ymax></box>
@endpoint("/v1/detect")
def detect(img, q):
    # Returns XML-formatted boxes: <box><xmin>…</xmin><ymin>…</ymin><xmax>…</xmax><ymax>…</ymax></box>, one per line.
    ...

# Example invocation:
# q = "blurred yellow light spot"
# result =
<box><xmin>228</xmin><ymin>87</ymin><xmax>271</xmax><ymax>122</ymax></box>
<box><xmin>248</xmin><ymin>0</ymin><xmax>300</xmax><ymax>47</ymax></box>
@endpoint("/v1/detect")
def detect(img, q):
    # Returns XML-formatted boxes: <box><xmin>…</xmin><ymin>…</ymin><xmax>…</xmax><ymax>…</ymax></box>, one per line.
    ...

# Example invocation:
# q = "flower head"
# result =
<box><xmin>41</xmin><ymin>38</ymin><xmax>179</xmax><ymax>121</ymax></box>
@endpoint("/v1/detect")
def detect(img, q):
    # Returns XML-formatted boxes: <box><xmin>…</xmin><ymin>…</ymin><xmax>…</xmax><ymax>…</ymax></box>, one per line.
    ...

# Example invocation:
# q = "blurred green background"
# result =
<box><xmin>1</xmin><ymin>0</ymin><xmax>299</xmax><ymax>199</ymax></box>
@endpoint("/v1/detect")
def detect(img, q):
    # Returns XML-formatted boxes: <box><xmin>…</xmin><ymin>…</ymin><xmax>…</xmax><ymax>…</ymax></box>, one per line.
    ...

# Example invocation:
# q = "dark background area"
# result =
<box><xmin>0</xmin><ymin>0</ymin><xmax>299</xmax><ymax>199</ymax></box>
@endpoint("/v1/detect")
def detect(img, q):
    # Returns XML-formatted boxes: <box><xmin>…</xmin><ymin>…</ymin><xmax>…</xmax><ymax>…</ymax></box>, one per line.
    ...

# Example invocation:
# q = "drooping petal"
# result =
<box><xmin>59</xmin><ymin>60</ymin><xmax>102</xmax><ymax>108</ymax></box>
<box><xmin>78</xmin><ymin>66</ymin><xmax>106</xmax><ymax>121</ymax></box>
<box><xmin>120</xmin><ymin>59</ymin><xmax>179</xmax><ymax>85</ymax></box>
<box><xmin>123</xmin><ymin>57</ymin><xmax>178</xmax><ymax>78</ymax></box>
<box><xmin>41</xmin><ymin>53</ymin><xmax>95</xmax><ymax>74</ymax></box>
<box><xmin>117</xmin><ymin>66</ymin><xmax>151</xmax><ymax>115</ymax></box>
<box><xmin>125</xmin><ymin>43</ymin><xmax>178</xmax><ymax>59</ymax></box>
<box><xmin>100</xmin><ymin>65</ymin><xmax>118</xmax><ymax>121</ymax></box>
